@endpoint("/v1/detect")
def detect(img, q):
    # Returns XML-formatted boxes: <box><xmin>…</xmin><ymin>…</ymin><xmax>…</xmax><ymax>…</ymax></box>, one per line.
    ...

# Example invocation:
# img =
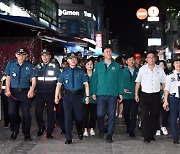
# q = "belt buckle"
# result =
<box><xmin>18</xmin><ymin>88</ymin><xmax>22</xmax><ymax>91</ymax></box>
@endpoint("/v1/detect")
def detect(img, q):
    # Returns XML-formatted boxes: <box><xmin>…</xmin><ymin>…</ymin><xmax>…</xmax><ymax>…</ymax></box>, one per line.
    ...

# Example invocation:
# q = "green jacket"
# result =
<box><xmin>120</xmin><ymin>67</ymin><xmax>139</xmax><ymax>99</ymax></box>
<box><xmin>82</xmin><ymin>75</ymin><xmax>96</xmax><ymax>104</ymax></box>
<box><xmin>91</xmin><ymin>60</ymin><xmax>123</xmax><ymax>96</ymax></box>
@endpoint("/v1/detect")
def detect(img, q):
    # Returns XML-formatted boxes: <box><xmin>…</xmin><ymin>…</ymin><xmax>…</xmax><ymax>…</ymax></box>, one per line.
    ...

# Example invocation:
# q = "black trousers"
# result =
<box><xmin>1</xmin><ymin>90</ymin><xmax>10</xmax><ymax>125</ymax></box>
<box><xmin>8</xmin><ymin>88</ymin><xmax>31</xmax><ymax>136</ymax></box>
<box><xmin>82</xmin><ymin>103</ymin><xmax>97</xmax><ymax>129</ymax></box>
<box><xmin>35</xmin><ymin>92</ymin><xmax>55</xmax><ymax>134</ymax></box>
<box><xmin>140</xmin><ymin>92</ymin><xmax>160</xmax><ymax>139</ymax></box>
<box><xmin>56</xmin><ymin>98</ymin><xmax>65</xmax><ymax>131</ymax></box>
<box><xmin>63</xmin><ymin>94</ymin><xmax>83</xmax><ymax>140</ymax></box>
<box><xmin>123</xmin><ymin>99</ymin><xmax>138</xmax><ymax>133</ymax></box>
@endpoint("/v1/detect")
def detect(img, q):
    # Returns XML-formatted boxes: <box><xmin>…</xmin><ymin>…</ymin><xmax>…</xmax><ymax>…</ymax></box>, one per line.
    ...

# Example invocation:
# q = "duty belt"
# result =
<box><xmin>10</xmin><ymin>88</ymin><xmax>29</xmax><ymax>91</ymax></box>
<box><xmin>64</xmin><ymin>89</ymin><xmax>83</xmax><ymax>95</ymax></box>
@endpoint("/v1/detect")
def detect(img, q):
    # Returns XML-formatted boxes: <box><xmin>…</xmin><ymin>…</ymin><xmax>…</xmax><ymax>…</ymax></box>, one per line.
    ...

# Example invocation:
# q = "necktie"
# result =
<box><xmin>178</xmin><ymin>73</ymin><xmax>180</xmax><ymax>97</ymax></box>
<box><xmin>18</xmin><ymin>66</ymin><xmax>22</xmax><ymax>85</ymax></box>
<box><xmin>72</xmin><ymin>68</ymin><xmax>74</xmax><ymax>89</ymax></box>
<box><xmin>177</xmin><ymin>73</ymin><xmax>180</xmax><ymax>81</ymax></box>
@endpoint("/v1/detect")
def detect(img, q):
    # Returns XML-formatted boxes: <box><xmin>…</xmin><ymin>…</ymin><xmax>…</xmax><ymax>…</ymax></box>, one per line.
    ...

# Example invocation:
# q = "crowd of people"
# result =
<box><xmin>0</xmin><ymin>45</ymin><xmax>180</xmax><ymax>145</ymax></box>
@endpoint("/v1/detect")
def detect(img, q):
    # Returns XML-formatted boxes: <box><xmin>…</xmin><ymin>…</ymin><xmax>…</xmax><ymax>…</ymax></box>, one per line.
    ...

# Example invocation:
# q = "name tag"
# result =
<box><xmin>48</xmin><ymin>71</ymin><xmax>54</xmax><ymax>76</ymax></box>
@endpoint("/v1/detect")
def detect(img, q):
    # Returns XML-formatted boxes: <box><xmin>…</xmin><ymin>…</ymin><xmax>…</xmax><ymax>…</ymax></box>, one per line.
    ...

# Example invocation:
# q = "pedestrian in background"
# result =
<box><xmin>56</xmin><ymin>57</ymin><xmax>68</xmax><ymax>135</ymax></box>
<box><xmin>155</xmin><ymin>60</ymin><xmax>170</xmax><ymax>136</ymax></box>
<box><xmin>163</xmin><ymin>53</ymin><xmax>180</xmax><ymax>144</ymax></box>
<box><xmin>121</xmin><ymin>54</ymin><xmax>139</xmax><ymax>137</ymax></box>
<box><xmin>91</xmin><ymin>44</ymin><xmax>123</xmax><ymax>143</ymax></box>
<box><xmin>55</xmin><ymin>52</ymin><xmax>89</xmax><ymax>144</ymax></box>
<box><xmin>0</xmin><ymin>74</ymin><xmax>10</xmax><ymax>128</ymax></box>
<box><xmin>82</xmin><ymin>58</ymin><xmax>97</xmax><ymax>137</ymax></box>
<box><xmin>34</xmin><ymin>49</ymin><xmax>60</xmax><ymax>139</ymax></box>
<box><xmin>4</xmin><ymin>47</ymin><xmax>36</xmax><ymax>141</ymax></box>
<box><xmin>135</xmin><ymin>51</ymin><xmax>166</xmax><ymax>143</ymax></box>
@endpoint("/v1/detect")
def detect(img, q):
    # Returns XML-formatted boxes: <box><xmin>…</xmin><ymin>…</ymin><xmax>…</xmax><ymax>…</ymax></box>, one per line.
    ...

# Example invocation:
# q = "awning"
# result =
<box><xmin>0</xmin><ymin>14</ymin><xmax>45</xmax><ymax>29</ymax></box>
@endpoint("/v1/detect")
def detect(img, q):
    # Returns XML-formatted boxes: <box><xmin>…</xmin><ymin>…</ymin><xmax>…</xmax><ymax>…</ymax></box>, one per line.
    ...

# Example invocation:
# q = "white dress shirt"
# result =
<box><xmin>135</xmin><ymin>64</ymin><xmax>166</xmax><ymax>93</ymax></box>
<box><xmin>165</xmin><ymin>70</ymin><xmax>180</xmax><ymax>98</ymax></box>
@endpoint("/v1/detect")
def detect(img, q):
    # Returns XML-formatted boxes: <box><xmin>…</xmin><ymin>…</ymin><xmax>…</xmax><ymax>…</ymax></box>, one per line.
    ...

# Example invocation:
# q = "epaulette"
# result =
<box><xmin>49</xmin><ymin>62</ymin><xmax>56</xmax><ymax>68</ymax></box>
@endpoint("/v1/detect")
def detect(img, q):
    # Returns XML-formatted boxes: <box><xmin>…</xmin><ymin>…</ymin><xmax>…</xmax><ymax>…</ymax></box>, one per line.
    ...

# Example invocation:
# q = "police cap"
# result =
<box><xmin>41</xmin><ymin>49</ymin><xmax>50</xmax><ymax>55</ymax></box>
<box><xmin>172</xmin><ymin>53</ymin><xmax>180</xmax><ymax>62</ymax></box>
<box><xmin>16</xmin><ymin>48</ymin><xmax>28</xmax><ymax>55</ymax></box>
<box><xmin>66</xmin><ymin>52</ymin><xmax>77</xmax><ymax>59</ymax></box>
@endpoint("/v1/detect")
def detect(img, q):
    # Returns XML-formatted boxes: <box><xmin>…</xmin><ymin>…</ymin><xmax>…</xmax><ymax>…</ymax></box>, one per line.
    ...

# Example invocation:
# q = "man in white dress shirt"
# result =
<box><xmin>135</xmin><ymin>51</ymin><xmax>166</xmax><ymax>143</ymax></box>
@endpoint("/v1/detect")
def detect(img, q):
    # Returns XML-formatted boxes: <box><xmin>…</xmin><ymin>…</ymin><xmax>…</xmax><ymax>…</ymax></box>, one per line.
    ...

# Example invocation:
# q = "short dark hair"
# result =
<box><xmin>102</xmin><ymin>44</ymin><xmax>112</xmax><ymax>52</ymax></box>
<box><xmin>145</xmin><ymin>51</ymin><xmax>157</xmax><ymax>58</ymax></box>
<box><xmin>125</xmin><ymin>53</ymin><xmax>135</xmax><ymax>60</ymax></box>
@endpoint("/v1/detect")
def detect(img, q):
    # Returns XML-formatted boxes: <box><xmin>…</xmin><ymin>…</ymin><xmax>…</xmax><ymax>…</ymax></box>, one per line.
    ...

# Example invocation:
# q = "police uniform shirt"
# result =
<box><xmin>58</xmin><ymin>67</ymin><xmax>88</xmax><ymax>91</ymax></box>
<box><xmin>165</xmin><ymin>70</ymin><xmax>180</xmax><ymax>98</ymax></box>
<box><xmin>135</xmin><ymin>64</ymin><xmax>166</xmax><ymax>93</ymax></box>
<box><xmin>35</xmin><ymin>61</ymin><xmax>60</xmax><ymax>91</ymax></box>
<box><xmin>4</xmin><ymin>60</ymin><xmax>36</xmax><ymax>88</ymax></box>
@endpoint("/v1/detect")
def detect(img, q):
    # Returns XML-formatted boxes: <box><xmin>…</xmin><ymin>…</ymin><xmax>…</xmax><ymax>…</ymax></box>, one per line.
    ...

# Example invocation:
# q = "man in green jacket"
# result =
<box><xmin>91</xmin><ymin>44</ymin><xmax>123</xmax><ymax>143</ymax></box>
<box><xmin>121</xmin><ymin>54</ymin><xmax>139</xmax><ymax>137</ymax></box>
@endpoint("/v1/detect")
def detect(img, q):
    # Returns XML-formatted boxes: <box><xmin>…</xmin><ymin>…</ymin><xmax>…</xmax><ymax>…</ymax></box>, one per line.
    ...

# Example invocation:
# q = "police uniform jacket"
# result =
<box><xmin>4</xmin><ymin>60</ymin><xmax>36</xmax><ymax>88</ymax></box>
<box><xmin>35</xmin><ymin>61</ymin><xmax>60</xmax><ymax>93</ymax></box>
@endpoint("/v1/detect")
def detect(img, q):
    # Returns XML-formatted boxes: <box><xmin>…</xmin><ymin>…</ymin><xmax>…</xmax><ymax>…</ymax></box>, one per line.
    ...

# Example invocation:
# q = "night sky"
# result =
<box><xmin>103</xmin><ymin>0</ymin><xmax>160</xmax><ymax>54</ymax></box>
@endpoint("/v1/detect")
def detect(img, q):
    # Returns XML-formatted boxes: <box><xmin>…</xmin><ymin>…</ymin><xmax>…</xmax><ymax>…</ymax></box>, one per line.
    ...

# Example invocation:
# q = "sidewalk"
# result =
<box><xmin>0</xmin><ymin>103</ymin><xmax>179</xmax><ymax>154</ymax></box>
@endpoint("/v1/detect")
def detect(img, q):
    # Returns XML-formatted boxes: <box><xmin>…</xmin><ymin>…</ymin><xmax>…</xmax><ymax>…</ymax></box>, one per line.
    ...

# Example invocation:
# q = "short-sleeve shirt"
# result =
<box><xmin>135</xmin><ymin>64</ymin><xmax>166</xmax><ymax>93</ymax></box>
<box><xmin>4</xmin><ymin>60</ymin><xmax>36</xmax><ymax>89</ymax></box>
<box><xmin>58</xmin><ymin>66</ymin><xmax>88</xmax><ymax>91</ymax></box>
<box><xmin>165</xmin><ymin>70</ymin><xmax>180</xmax><ymax>98</ymax></box>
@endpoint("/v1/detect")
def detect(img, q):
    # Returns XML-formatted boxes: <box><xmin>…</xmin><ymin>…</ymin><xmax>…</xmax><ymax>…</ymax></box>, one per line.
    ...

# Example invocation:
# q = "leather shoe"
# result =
<box><xmin>99</xmin><ymin>130</ymin><xmax>105</xmax><ymax>138</ymax></box>
<box><xmin>150</xmin><ymin>137</ymin><xmax>156</xmax><ymax>141</ymax></box>
<box><xmin>37</xmin><ymin>127</ymin><xmax>46</xmax><ymax>136</ymax></box>
<box><xmin>65</xmin><ymin>140</ymin><xmax>72</xmax><ymax>144</ymax></box>
<box><xmin>24</xmin><ymin>135</ymin><xmax>32</xmax><ymax>141</ymax></box>
<box><xmin>129</xmin><ymin>132</ymin><xmax>135</xmax><ymax>137</ymax></box>
<box><xmin>11</xmin><ymin>132</ymin><xmax>18</xmax><ymax>140</ymax></box>
<box><xmin>173</xmin><ymin>139</ymin><xmax>179</xmax><ymax>144</ymax></box>
<box><xmin>61</xmin><ymin>129</ymin><xmax>66</xmax><ymax>135</ymax></box>
<box><xmin>106</xmin><ymin>135</ymin><xmax>113</xmax><ymax>143</ymax></box>
<box><xmin>46</xmin><ymin>133</ymin><xmax>53</xmax><ymax>139</ymax></box>
<box><xmin>78</xmin><ymin>133</ymin><xmax>83</xmax><ymax>140</ymax></box>
<box><xmin>144</xmin><ymin>138</ymin><xmax>151</xmax><ymax>143</ymax></box>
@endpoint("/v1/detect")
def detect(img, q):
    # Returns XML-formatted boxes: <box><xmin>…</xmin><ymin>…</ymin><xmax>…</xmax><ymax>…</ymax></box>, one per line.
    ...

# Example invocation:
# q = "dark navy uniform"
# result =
<box><xmin>164</xmin><ymin>53</ymin><xmax>180</xmax><ymax>144</ymax></box>
<box><xmin>58</xmin><ymin>66</ymin><xmax>88</xmax><ymax>141</ymax></box>
<box><xmin>34</xmin><ymin>60</ymin><xmax>60</xmax><ymax>136</ymax></box>
<box><xmin>4</xmin><ymin>59</ymin><xmax>36</xmax><ymax>139</ymax></box>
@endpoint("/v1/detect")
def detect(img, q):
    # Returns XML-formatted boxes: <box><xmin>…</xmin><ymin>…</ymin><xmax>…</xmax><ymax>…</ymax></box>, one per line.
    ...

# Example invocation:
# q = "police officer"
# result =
<box><xmin>163</xmin><ymin>53</ymin><xmax>180</xmax><ymax>144</ymax></box>
<box><xmin>55</xmin><ymin>52</ymin><xmax>90</xmax><ymax>144</ymax></box>
<box><xmin>4</xmin><ymin>47</ymin><xmax>36</xmax><ymax>141</ymax></box>
<box><xmin>34</xmin><ymin>49</ymin><xmax>60</xmax><ymax>139</ymax></box>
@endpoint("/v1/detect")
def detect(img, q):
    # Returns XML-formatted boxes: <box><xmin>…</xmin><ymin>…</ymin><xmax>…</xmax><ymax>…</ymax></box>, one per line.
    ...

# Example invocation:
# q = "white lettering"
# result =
<box><xmin>84</xmin><ymin>11</ymin><xmax>91</xmax><ymax>17</ymax></box>
<box><xmin>59</xmin><ymin>9</ymin><xmax>79</xmax><ymax>16</ymax></box>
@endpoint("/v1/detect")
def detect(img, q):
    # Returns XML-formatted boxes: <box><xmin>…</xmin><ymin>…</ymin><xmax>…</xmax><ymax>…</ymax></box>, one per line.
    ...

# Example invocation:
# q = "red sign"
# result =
<box><xmin>136</xmin><ymin>8</ymin><xmax>148</xmax><ymax>20</ymax></box>
<box><xmin>95</xmin><ymin>33</ymin><xmax>102</xmax><ymax>48</ymax></box>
